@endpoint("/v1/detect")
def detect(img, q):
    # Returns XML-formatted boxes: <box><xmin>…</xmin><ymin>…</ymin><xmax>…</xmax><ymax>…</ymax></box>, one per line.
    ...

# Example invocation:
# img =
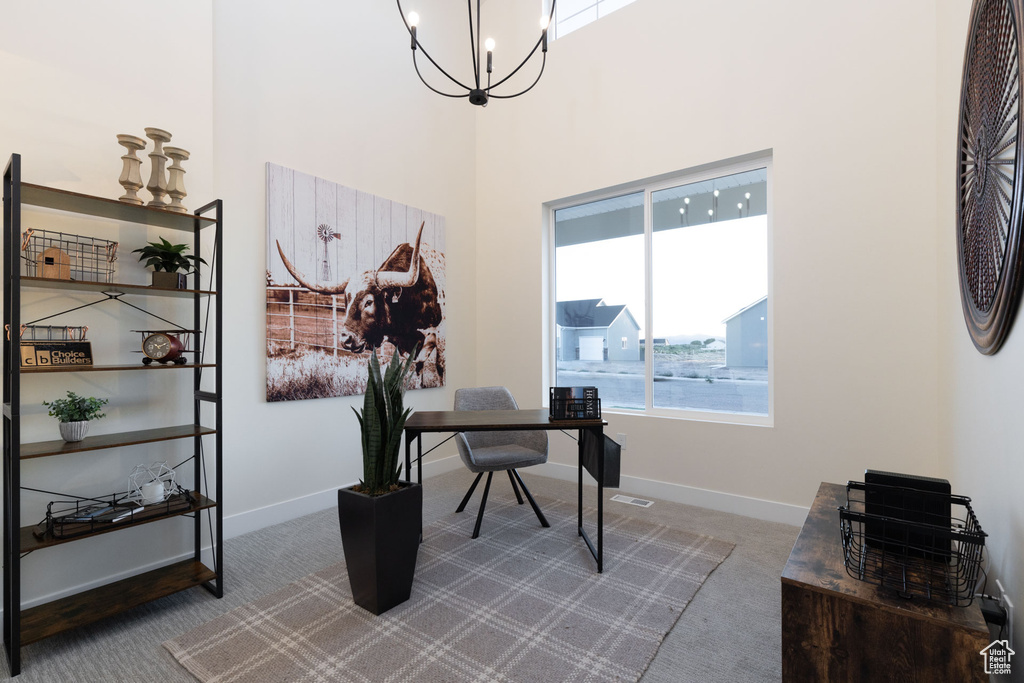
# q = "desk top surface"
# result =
<box><xmin>405</xmin><ymin>409</ymin><xmax>605</xmax><ymax>433</ymax></box>
<box><xmin>782</xmin><ymin>482</ymin><xmax>987</xmax><ymax>632</ymax></box>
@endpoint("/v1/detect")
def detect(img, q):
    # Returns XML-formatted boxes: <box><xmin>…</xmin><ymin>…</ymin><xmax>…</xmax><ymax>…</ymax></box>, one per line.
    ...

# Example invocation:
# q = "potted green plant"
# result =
<box><xmin>43</xmin><ymin>391</ymin><xmax>108</xmax><ymax>442</ymax></box>
<box><xmin>132</xmin><ymin>237</ymin><xmax>207</xmax><ymax>289</ymax></box>
<box><xmin>338</xmin><ymin>346</ymin><xmax>420</xmax><ymax>615</ymax></box>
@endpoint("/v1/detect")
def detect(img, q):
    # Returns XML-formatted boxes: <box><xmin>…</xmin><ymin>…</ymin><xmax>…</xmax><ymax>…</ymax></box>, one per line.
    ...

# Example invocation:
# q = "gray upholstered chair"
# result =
<box><xmin>454</xmin><ymin>386</ymin><xmax>550</xmax><ymax>538</ymax></box>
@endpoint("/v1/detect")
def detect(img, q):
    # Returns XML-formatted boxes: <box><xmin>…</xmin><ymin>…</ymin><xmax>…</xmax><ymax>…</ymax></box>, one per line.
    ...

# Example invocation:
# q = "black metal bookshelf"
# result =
<box><xmin>2</xmin><ymin>153</ymin><xmax>223</xmax><ymax>675</ymax></box>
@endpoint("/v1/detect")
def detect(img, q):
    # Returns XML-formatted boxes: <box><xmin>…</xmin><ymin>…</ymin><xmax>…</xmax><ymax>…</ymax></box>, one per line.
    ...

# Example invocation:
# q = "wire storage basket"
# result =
<box><xmin>20</xmin><ymin>228</ymin><xmax>118</xmax><ymax>283</ymax></box>
<box><xmin>36</xmin><ymin>489</ymin><xmax>195</xmax><ymax>540</ymax></box>
<box><xmin>839</xmin><ymin>480</ymin><xmax>985</xmax><ymax>606</ymax></box>
<box><xmin>19</xmin><ymin>324</ymin><xmax>88</xmax><ymax>341</ymax></box>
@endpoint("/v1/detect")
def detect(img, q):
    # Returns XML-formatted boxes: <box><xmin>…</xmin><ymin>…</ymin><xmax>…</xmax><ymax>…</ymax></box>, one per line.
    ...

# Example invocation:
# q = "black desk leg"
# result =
<box><xmin>404</xmin><ymin>431</ymin><xmax>423</xmax><ymax>542</ymax></box>
<box><xmin>576</xmin><ymin>426</ymin><xmax>604</xmax><ymax>573</ymax></box>
<box><xmin>404</xmin><ymin>432</ymin><xmax>413</xmax><ymax>483</ymax></box>
<box><xmin>577</xmin><ymin>438</ymin><xmax>583</xmax><ymax>537</ymax></box>
<box><xmin>597</xmin><ymin>426</ymin><xmax>603</xmax><ymax>573</ymax></box>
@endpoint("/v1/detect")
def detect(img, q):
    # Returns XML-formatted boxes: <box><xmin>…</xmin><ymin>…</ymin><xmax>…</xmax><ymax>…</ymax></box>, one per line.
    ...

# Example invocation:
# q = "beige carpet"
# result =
<box><xmin>165</xmin><ymin>498</ymin><xmax>733</xmax><ymax>683</ymax></box>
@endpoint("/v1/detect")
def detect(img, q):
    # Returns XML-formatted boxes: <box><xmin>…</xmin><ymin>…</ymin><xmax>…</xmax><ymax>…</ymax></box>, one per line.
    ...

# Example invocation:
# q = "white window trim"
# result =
<box><xmin>548</xmin><ymin>0</ymin><xmax>639</xmax><ymax>41</ymax></box>
<box><xmin>546</xmin><ymin>151</ymin><xmax>774</xmax><ymax>427</ymax></box>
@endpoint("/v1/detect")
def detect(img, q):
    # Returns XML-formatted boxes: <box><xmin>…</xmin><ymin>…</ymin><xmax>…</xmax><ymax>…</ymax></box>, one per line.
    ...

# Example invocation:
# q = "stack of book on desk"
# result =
<box><xmin>549</xmin><ymin>386</ymin><xmax>601</xmax><ymax>419</ymax></box>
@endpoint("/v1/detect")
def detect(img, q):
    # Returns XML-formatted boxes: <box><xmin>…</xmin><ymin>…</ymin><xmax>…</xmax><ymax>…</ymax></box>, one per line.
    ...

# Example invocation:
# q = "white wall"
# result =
<box><xmin>939</xmin><ymin>0</ymin><xmax>1024</xmax><ymax>653</ymax></box>
<box><xmin>475</xmin><ymin>0</ymin><xmax>943</xmax><ymax>516</ymax></box>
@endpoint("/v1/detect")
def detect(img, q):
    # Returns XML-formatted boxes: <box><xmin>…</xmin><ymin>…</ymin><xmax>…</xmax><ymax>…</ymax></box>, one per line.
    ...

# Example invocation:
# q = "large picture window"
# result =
<box><xmin>551</xmin><ymin>158</ymin><xmax>771</xmax><ymax>420</ymax></box>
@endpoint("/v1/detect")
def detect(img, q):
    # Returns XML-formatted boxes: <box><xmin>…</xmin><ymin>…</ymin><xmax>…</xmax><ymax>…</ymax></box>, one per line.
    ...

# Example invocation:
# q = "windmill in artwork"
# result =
<box><xmin>317</xmin><ymin>223</ymin><xmax>340</xmax><ymax>280</ymax></box>
<box><xmin>315</xmin><ymin>223</ymin><xmax>341</xmax><ymax>344</ymax></box>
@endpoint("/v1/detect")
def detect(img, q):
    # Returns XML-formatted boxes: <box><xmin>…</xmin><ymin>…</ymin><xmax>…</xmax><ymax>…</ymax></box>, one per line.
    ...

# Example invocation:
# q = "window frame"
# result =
<box><xmin>549</xmin><ymin>0</ymin><xmax>640</xmax><ymax>40</ymax></box>
<box><xmin>546</xmin><ymin>153</ymin><xmax>774</xmax><ymax>426</ymax></box>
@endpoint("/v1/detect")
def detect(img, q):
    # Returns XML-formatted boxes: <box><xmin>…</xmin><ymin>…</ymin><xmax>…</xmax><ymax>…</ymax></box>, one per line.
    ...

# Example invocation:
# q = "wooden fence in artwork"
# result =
<box><xmin>266</xmin><ymin>286</ymin><xmax>343</xmax><ymax>354</ymax></box>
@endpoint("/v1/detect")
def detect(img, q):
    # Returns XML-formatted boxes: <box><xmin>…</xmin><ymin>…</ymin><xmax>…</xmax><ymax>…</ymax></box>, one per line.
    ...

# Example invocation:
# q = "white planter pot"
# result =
<box><xmin>59</xmin><ymin>421</ymin><xmax>89</xmax><ymax>442</ymax></box>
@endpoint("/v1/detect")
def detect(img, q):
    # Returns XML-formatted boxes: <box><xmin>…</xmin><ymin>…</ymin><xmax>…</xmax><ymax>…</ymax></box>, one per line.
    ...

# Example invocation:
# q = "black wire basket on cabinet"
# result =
<box><xmin>838</xmin><ymin>480</ymin><xmax>985</xmax><ymax>606</ymax></box>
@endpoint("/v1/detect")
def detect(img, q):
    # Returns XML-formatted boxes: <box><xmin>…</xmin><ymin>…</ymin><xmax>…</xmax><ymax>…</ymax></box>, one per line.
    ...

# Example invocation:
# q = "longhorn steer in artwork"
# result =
<box><xmin>275</xmin><ymin>222</ymin><xmax>445</xmax><ymax>383</ymax></box>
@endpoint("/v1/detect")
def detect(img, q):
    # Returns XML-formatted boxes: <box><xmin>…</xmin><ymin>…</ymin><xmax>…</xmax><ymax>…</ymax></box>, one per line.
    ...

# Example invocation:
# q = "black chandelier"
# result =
<box><xmin>397</xmin><ymin>0</ymin><xmax>557</xmax><ymax>107</ymax></box>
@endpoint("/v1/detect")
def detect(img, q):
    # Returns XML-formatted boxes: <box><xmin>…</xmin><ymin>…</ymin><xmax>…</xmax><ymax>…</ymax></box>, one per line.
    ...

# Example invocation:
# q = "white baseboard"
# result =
<box><xmin>420</xmin><ymin>453</ymin><xmax>466</xmax><ymax>478</ymax></box>
<box><xmin>226</xmin><ymin>487</ymin><xmax>338</xmax><ymax>538</ymax></box>
<box><xmin>223</xmin><ymin>453</ymin><xmax>466</xmax><ymax>539</ymax></box>
<box><xmin>532</xmin><ymin>461</ymin><xmax>808</xmax><ymax>527</ymax></box>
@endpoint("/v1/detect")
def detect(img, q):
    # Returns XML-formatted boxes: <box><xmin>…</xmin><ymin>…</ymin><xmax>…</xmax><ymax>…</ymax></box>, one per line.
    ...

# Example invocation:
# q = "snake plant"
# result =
<box><xmin>352</xmin><ymin>346</ymin><xmax>418</xmax><ymax>496</ymax></box>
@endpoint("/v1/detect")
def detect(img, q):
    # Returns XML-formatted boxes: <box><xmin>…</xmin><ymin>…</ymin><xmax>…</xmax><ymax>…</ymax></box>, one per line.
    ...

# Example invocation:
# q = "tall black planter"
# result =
<box><xmin>337</xmin><ymin>481</ymin><xmax>422</xmax><ymax>615</ymax></box>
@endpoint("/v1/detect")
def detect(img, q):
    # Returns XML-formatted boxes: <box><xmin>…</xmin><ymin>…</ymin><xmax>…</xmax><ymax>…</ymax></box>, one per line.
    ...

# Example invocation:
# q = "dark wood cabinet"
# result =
<box><xmin>781</xmin><ymin>482</ymin><xmax>989</xmax><ymax>682</ymax></box>
<box><xmin>2</xmin><ymin>153</ymin><xmax>223</xmax><ymax>675</ymax></box>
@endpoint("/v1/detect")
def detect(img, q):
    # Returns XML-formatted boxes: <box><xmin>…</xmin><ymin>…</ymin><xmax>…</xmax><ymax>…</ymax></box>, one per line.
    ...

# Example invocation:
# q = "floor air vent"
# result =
<box><xmin>611</xmin><ymin>494</ymin><xmax>654</xmax><ymax>508</ymax></box>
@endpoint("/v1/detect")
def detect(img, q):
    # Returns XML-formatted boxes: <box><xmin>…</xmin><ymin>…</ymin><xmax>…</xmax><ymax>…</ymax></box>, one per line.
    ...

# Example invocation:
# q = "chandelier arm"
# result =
<box><xmin>468</xmin><ymin>0</ymin><xmax>480</xmax><ymax>87</ymax></box>
<box><xmin>397</xmin><ymin>0</ymin><xmax>475</xmax><ymax>92</ymax></box>
<box><xmin>468</xmin><ymin>0</ymin><xmax>479</xmax><ymax>87</ymax></box>
<box><xmin>486</xmin><ymin>35</ymin><xmax>544</xmax><ymax>92</ymax></box>
<box><xmin>413</xmin><ymin>43</ymin><xmax>476</xmax><ymax>92</ymax></box>
<box><xmin>413</xmin><ymin>52</ymin><xmax>472</xmax><ymax>99</ymax></box>
<box><xmin>488</xmin><ymin>52</ymin><xmax>547</xmax><ymax>100</ymax></box>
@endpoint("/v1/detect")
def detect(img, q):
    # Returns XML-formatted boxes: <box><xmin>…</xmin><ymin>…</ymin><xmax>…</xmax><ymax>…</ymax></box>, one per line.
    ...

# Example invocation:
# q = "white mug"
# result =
<box><xmin>141</xmin><ymin>481</ymin><xmax>164</xmax><ymax>504</ymax></box>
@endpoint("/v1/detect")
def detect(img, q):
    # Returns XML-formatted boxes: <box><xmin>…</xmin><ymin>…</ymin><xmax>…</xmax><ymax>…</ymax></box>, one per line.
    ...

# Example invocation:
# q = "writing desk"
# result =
<box><xmin>403</xmin><ymin>409</ymin><xmax>608</xmax><ymax>571</ymax></box>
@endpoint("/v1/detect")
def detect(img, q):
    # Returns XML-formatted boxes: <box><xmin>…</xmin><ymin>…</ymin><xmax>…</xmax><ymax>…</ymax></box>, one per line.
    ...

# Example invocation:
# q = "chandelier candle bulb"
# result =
<box><xmin>408</xmin><ymin>11</ymin><xmax>418</xmax><ymax>49</ymax></box>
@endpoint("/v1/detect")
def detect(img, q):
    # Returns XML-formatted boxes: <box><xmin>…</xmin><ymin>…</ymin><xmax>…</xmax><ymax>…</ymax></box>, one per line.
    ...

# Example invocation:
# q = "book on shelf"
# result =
<box><xmin>61</xmin><ymin>503</ymin><xmax>114</xmax><ymax>522</ymax></box>
<box><xmin>549</xmin><ymin>386</ymin><xmax>600</xmax><ymax>419</ymax></box>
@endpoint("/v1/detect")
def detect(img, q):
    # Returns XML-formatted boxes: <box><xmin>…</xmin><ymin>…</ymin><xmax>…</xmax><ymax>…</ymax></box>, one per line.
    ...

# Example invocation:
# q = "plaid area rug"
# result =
<box><xmin>165</xmin><ymin>499</ymin><xmax>733</xmax><ymax>683</ymax></box>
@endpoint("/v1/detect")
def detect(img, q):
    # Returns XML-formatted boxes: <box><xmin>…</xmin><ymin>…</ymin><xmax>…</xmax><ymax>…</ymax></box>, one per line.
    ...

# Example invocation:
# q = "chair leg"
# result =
<box><xmin>456</xmin><ymin>472</ymin><xmax>484</xmax><ymax>513</ymax></box>
<box><xmin>511</xmin><ymin>469</ymin><xmax>550</xmax><ymax>528</ymax></box>
<box><xmin>472</xmin><ymin>472</ymin><xmax>494</xmax><ymax>539</ymax></box>
<box><xmin>507</xmin><ymin>470</ymin><xmax>524</xmax><ymax>504</ymax></box>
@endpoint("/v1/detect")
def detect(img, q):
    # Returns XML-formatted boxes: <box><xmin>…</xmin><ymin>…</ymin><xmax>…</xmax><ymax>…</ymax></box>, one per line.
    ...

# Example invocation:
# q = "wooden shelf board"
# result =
<box><xmin>20</xmin><ymin>424</ymin><xmax>216</xmax><ymax>459</ymax></box>
<box><xmin>20</xmin><ymin>362</ymin><xmax>215</xmax><ymax>374</ymax></box>
<box><xmin>20</xmin><ymin>491</ymin><xmax>216</xmax><ymax>551</ymax></box>
<box><xmin>20</xmin><ymin>559</ymin><xmax>217</xmax><ymax>645</ymax></box>
<box><xmin>20</xmin><ymin>183</ymin><xmax>216</xmax><ymax>232</ymax></box>
<box><xmin>18</xmin><ymin>276</ymin><xmax>215</xmax><ymax>297</ymax></box>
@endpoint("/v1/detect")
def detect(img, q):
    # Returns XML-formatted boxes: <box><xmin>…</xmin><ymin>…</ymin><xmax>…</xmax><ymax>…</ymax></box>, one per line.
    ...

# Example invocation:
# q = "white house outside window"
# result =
<box><xmin>551</xmin><ymin>156</ymin><xmax>772</xmax><ymax>422</ymax></box>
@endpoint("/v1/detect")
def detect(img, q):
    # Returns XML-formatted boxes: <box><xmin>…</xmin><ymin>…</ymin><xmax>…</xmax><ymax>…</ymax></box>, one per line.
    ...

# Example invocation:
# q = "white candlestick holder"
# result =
<box><xmin>144</xmin><ymin>127</ymin><xmax>172</xmax><ymax>208</ymax></box>
<box><xmin>116</xmin><ymin>134</ymin><xmax>147</xmax><ymax>205</ymax></box>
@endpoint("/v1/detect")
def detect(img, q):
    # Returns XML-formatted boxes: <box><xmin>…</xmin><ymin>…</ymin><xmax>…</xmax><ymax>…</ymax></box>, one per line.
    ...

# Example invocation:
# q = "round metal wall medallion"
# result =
<box><xmin>957</xmin><ymin>0</ymin><xmax>1024</xmax><ymax>354</ymax></box>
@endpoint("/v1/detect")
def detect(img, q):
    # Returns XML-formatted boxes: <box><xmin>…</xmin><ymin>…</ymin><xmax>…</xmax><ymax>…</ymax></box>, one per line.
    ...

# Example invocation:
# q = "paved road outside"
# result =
<box><xmin>558</xmin><ymin>365</ymin><xmax>768</xmax><ymax>414</ymax></box>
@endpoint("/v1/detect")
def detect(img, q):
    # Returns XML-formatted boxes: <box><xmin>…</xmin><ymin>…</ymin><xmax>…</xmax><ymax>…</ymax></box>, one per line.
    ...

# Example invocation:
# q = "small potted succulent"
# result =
<box><xmin>132</xmin><ymin>237</ymin><xmax>207</xmax><ymax>289</ymax></box>
<box><xmin>43</xmin><ymin>391</ymin><xmax>108</xmax><ymax>442</ymax></box>
<box><xmin>338</xmin><ymin>345</ymin><xmax>420</xmax><ymax>615</ymax></box>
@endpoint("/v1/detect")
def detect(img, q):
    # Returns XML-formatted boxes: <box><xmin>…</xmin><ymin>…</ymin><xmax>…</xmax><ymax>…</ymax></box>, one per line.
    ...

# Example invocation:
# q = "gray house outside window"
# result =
<box><xmin>723</xmin><ymin>296</ymin><xmax>768</xmax><ymax>367</ymax></box>
<box><xmin>556</xmin><ymin>298</ymin><xmax>640</xmax><ymax>361</ymax></box>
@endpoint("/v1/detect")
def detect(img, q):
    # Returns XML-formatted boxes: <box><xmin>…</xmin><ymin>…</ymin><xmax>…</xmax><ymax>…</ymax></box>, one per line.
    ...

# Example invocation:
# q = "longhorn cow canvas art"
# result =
<box><xmin>266</xmin><ymin>163</ymin><xmax>446</xmax><ymax>401</ymax></box>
